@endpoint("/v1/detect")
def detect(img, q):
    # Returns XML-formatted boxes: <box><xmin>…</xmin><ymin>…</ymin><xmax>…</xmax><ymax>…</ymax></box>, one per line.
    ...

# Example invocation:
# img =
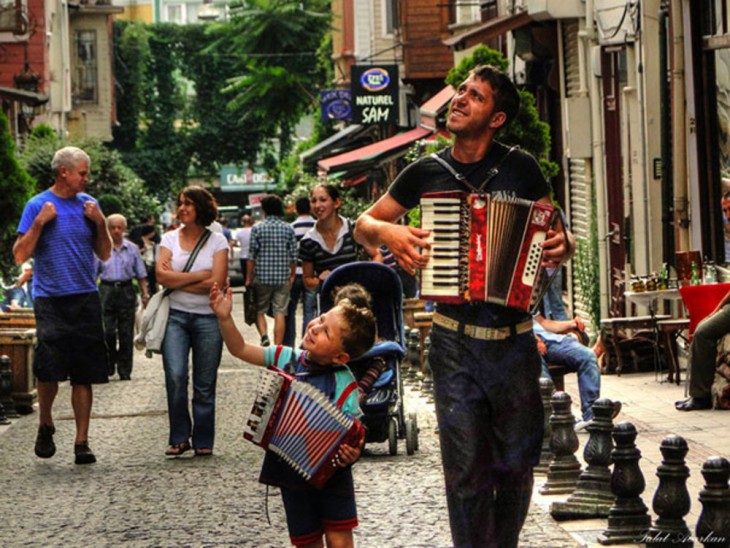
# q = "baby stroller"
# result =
<box><xmin>320</xmin><ymin>262</ymin><xmax>419</xmax><ymax>456</ymax></box>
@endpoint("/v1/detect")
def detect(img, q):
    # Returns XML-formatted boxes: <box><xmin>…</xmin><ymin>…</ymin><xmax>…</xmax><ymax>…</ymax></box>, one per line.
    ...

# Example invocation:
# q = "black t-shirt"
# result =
<box><xmin>388</xmin><ymin>142</ymin><xmax>552</xmax><ymax>327</ymax></box>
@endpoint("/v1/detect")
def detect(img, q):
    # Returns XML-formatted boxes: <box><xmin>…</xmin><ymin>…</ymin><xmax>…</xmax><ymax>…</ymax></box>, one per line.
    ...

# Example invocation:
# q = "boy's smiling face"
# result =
<box><xmin>301</xmin><ymin>306</ymin><xmax>350</xmax><ymax>365</ymax></box>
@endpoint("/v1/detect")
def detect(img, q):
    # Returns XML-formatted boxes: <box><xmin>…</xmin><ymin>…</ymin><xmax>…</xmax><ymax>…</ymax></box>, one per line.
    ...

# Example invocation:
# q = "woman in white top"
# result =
<box><xmin>156</xmin><ymin>186</ymin><xmax>229</xmax><ymax>457</ymax></box>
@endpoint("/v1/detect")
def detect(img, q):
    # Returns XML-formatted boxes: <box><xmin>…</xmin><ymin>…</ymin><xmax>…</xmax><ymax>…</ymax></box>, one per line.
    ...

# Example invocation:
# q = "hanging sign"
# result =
<box><xmin>320</xmin><ymin>89</ymin><xmax>352</xmax><ymax>121</ymax></box>
<box><xmin>351</xmin><ymin>64</ymin><xmax>399</xmax><ymax>125</ymax></box>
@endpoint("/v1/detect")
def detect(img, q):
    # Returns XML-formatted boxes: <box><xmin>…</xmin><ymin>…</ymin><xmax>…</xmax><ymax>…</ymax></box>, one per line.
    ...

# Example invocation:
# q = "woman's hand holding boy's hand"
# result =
<box><xmin>209</xmin><ymin>281</ymin><xmax>232</xmax><ymax>320</ymax></box>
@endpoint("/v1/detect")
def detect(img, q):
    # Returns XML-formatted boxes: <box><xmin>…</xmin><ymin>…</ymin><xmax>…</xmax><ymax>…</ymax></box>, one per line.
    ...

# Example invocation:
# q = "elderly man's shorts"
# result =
<box><xmin>254</xmin><ymin>283</ymin><xmax>291</xmax><ymax>315</ymax></box>
<box><xmin>33</xmin><ymin>292</ymin><xmax>109</xmax><ymax>385</ymax></box>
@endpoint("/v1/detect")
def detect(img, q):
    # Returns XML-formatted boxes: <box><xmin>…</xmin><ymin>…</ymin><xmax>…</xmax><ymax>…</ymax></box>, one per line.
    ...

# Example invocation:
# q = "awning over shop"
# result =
<box><xmin>443</xmin><ymin>11</ymin><xmax>533</xmax><ymax>51</ymax></box>
<box><xmin>0</xmin><ymin>86</ymin><xmax>48</xmax><ymax>106</ymax></box>
<box><xmin>419</xmin><ymin>85</ymin><xmax>455</xmax><ymax>131</ymax></box>
<box><xmin>317</xmin><ymin>126</ymin><xmax>431</xmax><ymax>173</ymax></box>
<box><xmin>299</xmin><ymin>124</ymin><xmax>376</xmax><ymax>168</ymax></box>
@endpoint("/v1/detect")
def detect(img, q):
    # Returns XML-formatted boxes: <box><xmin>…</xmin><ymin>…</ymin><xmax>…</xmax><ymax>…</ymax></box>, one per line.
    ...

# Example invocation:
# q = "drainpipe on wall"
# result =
<box><xmin>671</xmin><ymin>0</ymin><xmax>689</xmax><ymax>253</ymax></box>
<box><xmin>659</xmin><ymin>2</ymin><xmax>675</xmax><ymax>263</ymax></box>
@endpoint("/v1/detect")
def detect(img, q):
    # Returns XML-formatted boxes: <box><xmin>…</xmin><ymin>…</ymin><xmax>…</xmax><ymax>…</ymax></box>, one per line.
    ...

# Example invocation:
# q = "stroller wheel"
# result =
<box><xmin>407</xmin><ymin>412</ymin><xmax>419</xmax><ymax>453</ymax></box>
<box><xmin>388</xmin><ymin>418</ymin><xmax>398</xmax><ymax>456</ymax></box>
<box><xmin>405</xmin><ymin>417</ymin><xmax>417</xmax><ymax>456</ymax></box>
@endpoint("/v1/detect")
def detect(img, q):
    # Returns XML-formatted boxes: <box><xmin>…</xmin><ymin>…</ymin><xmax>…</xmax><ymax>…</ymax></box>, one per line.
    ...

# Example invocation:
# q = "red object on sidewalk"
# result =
<box><xmin>678</xmin><ymin>282</ymin><xmax>730</xmax><ymax>338</ymax></box>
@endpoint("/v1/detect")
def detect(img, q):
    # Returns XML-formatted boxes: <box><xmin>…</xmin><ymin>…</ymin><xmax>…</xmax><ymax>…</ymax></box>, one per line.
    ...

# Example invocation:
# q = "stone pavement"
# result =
<box><xmin>0</xmin><ymin>290</ymin><xmax>579</xmax><ymax>547</ymax></box>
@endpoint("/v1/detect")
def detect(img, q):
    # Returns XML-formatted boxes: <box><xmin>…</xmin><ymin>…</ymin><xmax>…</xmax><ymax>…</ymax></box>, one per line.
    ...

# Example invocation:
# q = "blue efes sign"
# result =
<box><xmin>320</xmin><ymin>89</ymin><xmax>352</xmax><ymax>121</ymax></box>
<box><xmin>351</xmin><ymin>64</ymin><xmax>399</xmax><ymax>125</ymax></box>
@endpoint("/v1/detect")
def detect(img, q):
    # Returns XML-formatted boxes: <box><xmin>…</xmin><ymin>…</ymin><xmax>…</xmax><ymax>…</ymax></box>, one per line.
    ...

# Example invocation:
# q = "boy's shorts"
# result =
<box><xmin>280</xmin><ymin>471</ymin><xmax>358</xmax><ymax>546</ymax></box>
<box><xmin>33</xmin><ymin>292</ymin><xmax>110</xmax><ymax>385</ymax></box>
<box><xmin>254</xmin><ymin>283</ymin><xmax>290</xmax><ymax>315</ymax></box>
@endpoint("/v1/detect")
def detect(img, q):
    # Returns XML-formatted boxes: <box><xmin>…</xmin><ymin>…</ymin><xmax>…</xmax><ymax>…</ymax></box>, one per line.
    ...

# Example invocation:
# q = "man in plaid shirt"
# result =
<box><xmin>247</xmin><ymin>195</ymin><xmax>297</xmax><ymax>346</ymax></box>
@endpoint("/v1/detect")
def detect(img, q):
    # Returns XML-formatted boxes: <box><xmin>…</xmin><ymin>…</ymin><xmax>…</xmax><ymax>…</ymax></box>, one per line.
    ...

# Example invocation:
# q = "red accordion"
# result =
<box><xmin>243</xmin><ymin>367</ymin><xmax>364</xmax><ymax>489</ymax></box>
<box><xmin>420</xmin><ymin>191</ymin><xmax>556</xmax><ymax>312</ymax></box>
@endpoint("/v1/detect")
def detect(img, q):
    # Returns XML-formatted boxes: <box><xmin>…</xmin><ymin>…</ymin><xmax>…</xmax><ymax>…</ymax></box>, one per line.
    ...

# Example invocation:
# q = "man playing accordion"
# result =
<box><xmin>355</xmin><ymin>65</ymin><xmax>574</xmax><ymax>547</ymax></box>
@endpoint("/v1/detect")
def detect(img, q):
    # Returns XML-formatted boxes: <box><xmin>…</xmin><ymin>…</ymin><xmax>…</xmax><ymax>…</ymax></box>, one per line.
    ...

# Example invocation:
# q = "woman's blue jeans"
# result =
<box><xmin>162</xmin><ymin>309</ymin><xmax>223</xmax><ymax>449</ymax></box>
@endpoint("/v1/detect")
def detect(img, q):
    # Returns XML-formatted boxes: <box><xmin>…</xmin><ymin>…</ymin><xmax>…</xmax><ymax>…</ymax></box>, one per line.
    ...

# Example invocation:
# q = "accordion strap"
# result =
<box><xmin>430</xmin><ymin>145</ymin><xmax>519</xmax><ymax>194</ymax></box>
<box><xmin>336</xmin><ymin>381</ymin><xmax>359</xmax><ymax>409</ymax></box>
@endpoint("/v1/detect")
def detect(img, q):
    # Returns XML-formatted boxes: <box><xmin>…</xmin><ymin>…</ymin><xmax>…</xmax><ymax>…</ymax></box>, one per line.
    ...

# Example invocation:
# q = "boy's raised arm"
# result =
<box><xmin>210</xmin><ymin>282</ymin><xmax>265</xmax><ymax>366</ymax></box>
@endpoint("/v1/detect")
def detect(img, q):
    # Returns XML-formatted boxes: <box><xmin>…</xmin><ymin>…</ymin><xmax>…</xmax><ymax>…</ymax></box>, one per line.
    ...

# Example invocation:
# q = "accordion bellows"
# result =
<box><xmin>420</xmin><ymin>191</ymin><xmax>556</xmax><ymax>312</ymax></box>
<box><xmin>243</xmin><ymin>367</ymin><xmax>364</xmax><ymax>489</ymax></box>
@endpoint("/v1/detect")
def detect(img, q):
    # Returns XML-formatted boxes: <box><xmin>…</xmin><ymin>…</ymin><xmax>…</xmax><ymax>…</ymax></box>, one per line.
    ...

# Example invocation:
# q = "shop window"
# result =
<box><xmin>73</xmin><ymin>30</ymin><xmax>97</xmax><ymax>105</ymax></box>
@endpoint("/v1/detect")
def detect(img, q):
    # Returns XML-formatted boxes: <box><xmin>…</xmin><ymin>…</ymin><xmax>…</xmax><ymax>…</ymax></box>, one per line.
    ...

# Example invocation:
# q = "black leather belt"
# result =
<box><xmin>100</xmin><ymin>280</ymin><xmax>133</xmax><ymax>288</ymax></box>
<box><xmin>432</xmin><ymin>312</ymin><xmax>533</xmax><ymax>340</ymax></box>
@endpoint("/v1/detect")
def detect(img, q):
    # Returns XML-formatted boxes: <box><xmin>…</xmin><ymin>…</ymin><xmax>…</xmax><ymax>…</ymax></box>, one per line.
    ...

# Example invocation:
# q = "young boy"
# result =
<box><xmin>210</xmin><ymin>281</ymin><xmax>376</xmax><ymax>548</ymax></box>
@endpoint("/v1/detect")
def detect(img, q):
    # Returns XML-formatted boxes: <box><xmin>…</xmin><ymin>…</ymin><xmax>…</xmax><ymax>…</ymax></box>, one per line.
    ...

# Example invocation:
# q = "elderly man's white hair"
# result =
<box><xmin>51</xmin><ymin>146</ymin><xmax>91</xmax><ymax>174</ymax></box>
<box><xmin>107</xmin><ymin>213</ymin><xmax>127</xmax><ymax>227</ymax></box>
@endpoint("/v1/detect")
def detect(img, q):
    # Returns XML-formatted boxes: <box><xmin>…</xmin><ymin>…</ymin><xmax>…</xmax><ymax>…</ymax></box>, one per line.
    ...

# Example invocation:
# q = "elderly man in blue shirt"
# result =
<box><xmin>97</xmin><ymin>213</ymin><xmax>150</xmax><ymax>380</ymax></box>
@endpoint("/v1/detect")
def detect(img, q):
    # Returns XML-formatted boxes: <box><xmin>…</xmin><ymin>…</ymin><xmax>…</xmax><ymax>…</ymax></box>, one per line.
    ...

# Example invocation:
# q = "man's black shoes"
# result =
<box><xmin>34</xmin><ymin>424</ymin><xmax>56</xmax><ymax>458</ymax></box>
<box><xmin>675</xmin><ymin>396</ymin><xmax>712</xmax><ymax>411</ymax></box>
<box><xmin>74</xmin><ymin>442</ymin><xmax>97</xmax><ymax>464</ymax></box>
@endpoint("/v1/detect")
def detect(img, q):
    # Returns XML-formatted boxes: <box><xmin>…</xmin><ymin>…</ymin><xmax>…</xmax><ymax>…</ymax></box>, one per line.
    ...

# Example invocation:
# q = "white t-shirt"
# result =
<box><xmin>160</xmin><ymin>229</ymin><xmax>229</xmax><ymax>315</ymax></box>
<box><xmin>235</xmin><ymin>227</ymin><xmax>252</xmax><ymax>259</ymax></box>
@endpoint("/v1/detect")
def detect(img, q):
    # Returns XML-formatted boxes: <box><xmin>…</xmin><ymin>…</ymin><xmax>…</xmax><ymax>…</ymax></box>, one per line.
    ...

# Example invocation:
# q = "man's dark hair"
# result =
<box><xmin>337</xmin><ymin>301</ymin><xmax>376</xmax><ymax>360</ymax></box>
<box><xmin>295</xmin><ymin>196</ymin><xmax>311</xmax><ymax>215</ymax></box>
<box><xmin>261</xmin><ymin>195</ymin><xmax>284</xmax><ymax>217</ymax></box>
<box><xmin>470</xmin><ymin>64</ymin><xmax>521</xmax><ymax>127</ymax></box>
<box><xmin>179</xmin><ymin>185</ymin><xmax>218</xmax><ymax>227</ymax></box>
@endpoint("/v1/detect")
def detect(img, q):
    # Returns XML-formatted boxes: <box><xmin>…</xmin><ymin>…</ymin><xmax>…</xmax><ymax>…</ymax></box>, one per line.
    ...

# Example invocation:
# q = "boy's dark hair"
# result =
<box><xmin>337</xmin><ymin>302</ymin><xmax>376</xmax><ymax>360</ymax></box>
<box><xmin>261</xmin><ymin>195</ymin><xmax>284</xmax><ymax>217</ymax></box>
<box><xmin>470</xmin><ymin>64</ymin><xmax>521</xmax><ymax>127</ymax></box>
<box><xmin>179</xmin><ymin>185</ymin><xmax>218</xmax><ymax>227</ymax></box>
<box><xmin>332</xmin><ymin>283</ymin><xmax>372</xmax><ymax>310</ymax></box>
<box><xmin>295</xmin><ymin>196</ymin><xmax>311</xmax><ymax>215</ymax></box>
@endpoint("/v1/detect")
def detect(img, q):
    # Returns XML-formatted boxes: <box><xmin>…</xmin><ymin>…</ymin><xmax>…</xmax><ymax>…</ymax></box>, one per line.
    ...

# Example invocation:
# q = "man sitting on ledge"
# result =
<box><xmin>675</xmin><ymin>288</ymin><xmax>730</xmax><ymax>411</ymax></box>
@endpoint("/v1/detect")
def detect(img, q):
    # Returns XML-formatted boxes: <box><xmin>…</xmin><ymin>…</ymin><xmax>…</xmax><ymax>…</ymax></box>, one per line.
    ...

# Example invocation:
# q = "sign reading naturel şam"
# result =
<box><xmin>351</xmin><ymin>65</ymin><xmax>399</xmax><ymax>125</ymax></box>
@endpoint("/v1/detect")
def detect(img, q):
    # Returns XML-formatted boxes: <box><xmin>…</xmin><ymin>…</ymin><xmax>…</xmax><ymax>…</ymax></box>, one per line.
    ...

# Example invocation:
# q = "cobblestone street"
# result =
<box><xmin>0</xmin><ymin>291</ymin><xmax>578</xmax><ymax>547</ymax></box>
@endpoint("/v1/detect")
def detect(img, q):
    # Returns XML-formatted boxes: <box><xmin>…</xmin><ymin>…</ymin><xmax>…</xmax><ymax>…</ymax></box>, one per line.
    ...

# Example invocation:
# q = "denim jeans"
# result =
<box><xmin>162</xmin><ymin>309</ymin><xmax>223</xmax><ymax>449</ymax></box>
<box><xmin>283</xmin><ymin>275</ymin><xmax>317</xmax><ymax>347</ymax></box>
<box><xmin>429</xmin><ymin>324</ymin><xmax>543</xmax><ymax>548</ymax></box>
<box><xmin>542</xmin><ymin>268</ymin><xmax>568</xmax><ymax>320</ymax></box>
<box><xmin>540</xmin><ymin>336</ymin><xmax>601</xmax><ymax>421</ymax></box>
<box><xmin>689</xmin><ymin>303</ymin><xmax>730</xmax><ymax>398</ymax></box>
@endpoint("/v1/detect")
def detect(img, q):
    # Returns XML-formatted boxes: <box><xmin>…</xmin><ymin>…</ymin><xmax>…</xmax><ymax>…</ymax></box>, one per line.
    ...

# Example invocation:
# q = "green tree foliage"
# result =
<box><xmin>19</xmin><ymin>130</ymin><xmax>160</xmax><ymax>226</ymax></box>
<box><xmin>0</xmin><ymin>112</ymin><xmax>35</xmax><ymax>280</ymax></box>
<box><xmin>112</xmin><ymin>22</ymin><xmax>151</xmax><ymax>151</ymax></box>
<box><xmin>216</xmin><ymin>0</ymin><xmax>332</xmax><ymax>160</ymax></box>
<box><xmin>445</xmin><ymin>45</ymin><xmax>559</xmax><ymax>180</ymax></box>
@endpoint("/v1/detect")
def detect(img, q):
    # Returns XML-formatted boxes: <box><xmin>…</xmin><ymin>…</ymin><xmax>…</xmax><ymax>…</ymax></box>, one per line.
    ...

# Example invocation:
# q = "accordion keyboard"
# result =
<box><xmin>420</xmin><ymin>196</ymin><xmax>465</xmax><ymax>299</ymax></box>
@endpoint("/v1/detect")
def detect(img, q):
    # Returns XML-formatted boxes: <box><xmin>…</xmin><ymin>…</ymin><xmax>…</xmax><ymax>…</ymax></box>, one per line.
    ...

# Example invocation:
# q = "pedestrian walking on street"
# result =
<box><xmin>97</xmin><ymin>213</ymin><xmax>150</xmax><ymax>381</ymax></box>
<box><xmin>156</xmin><ymin>186</ymin><xmax>229</xmax><ymax>457</ymax></box>
<box><xmin>283</xmin><ymin>196</ymin><xmax>317</xmax><ymax>347</ymax></box>
<box><xmin>300</xmin><ymin>184</ymin><xmax>373</xmax><ymax>309</ymax></box>
<box><xmin>247</xmin><ymin>195</ymin><xmax>297</xmax><ymax>347</ymax></box>
<box><xmin>354</xmin><ymin>65</ymin><xmax>574</xmax><ymax>546</ymax></box>
<box><xmin>13</xmin><ymin>145</ymin><xmax>112</xmax><ymax>465</ymax></box>
<box><xmin>210</xmin><ymin>280</ymin><xmax>375</xmax><ymax>548</ymax></box>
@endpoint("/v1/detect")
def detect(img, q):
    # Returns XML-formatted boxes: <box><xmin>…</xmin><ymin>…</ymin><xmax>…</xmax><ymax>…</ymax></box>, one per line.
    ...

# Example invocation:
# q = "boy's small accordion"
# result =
<box><xmin>243</xmin><ymin>367</ymin><xmax>364</xmax><ymax>489</ymax></box>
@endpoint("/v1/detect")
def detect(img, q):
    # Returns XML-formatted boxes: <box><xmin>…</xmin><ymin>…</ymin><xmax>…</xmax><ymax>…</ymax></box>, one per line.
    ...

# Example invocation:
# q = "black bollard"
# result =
<box><xmin>540</xmin><ymin>391</ymin><xmax>582</xmax><ymax>495</ymax></box>
<box><xmin>696</xmin><ymin>456</ymin><xmax>730</xmax><ymax>547</ymax></box>
<box><xmin>551</xmin><ymin>398</ymin><xmax>617</xmax><ymax>520</ymax></box>
<box><xmin>0</xmin><ymin>355</ymin><xmax>18</xmax><ymax>418</ymax></box>
<box><xmin>407</xmin><ymin>329</ymin><xmax>421</xmax><ymax>380</ymax></box>
<box><xmin>534</xmin><ymin>376</ymin><xmax>556</xmax><ymax>475</ymax></box>
<box><xmin>0</xmin><ymin>400</ymin><xmax>9</xmax><ymax>425</ymax></box>
<box><xmin>645</xmin><ymin>435</ymin><xmax>692</xmax><ymax>546</ymax></box>
<box><xmin>597</xmin><ymin>421</ymin><xmax>651</xmax><ymax>545</ymax></box>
